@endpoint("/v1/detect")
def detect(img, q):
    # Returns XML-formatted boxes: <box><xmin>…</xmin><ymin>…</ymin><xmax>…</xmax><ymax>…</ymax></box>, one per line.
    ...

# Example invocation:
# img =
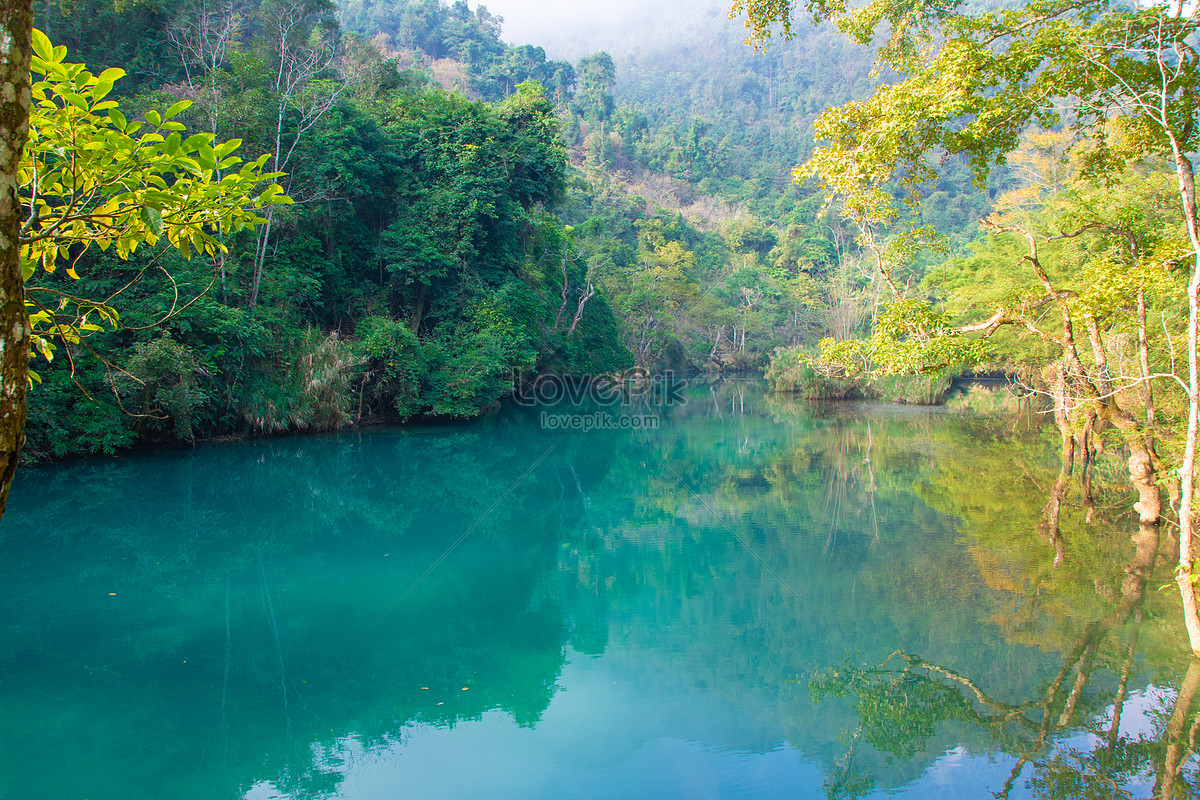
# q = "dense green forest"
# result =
<box><xmin>30</xmin><ymin>0</ymin><xmax>618</xmax><ymax>459</ymax></box>
<box><xmin>25</xmin><ymin>0</ymin><xmax>1005</xmax><ymax>460</ymax></box>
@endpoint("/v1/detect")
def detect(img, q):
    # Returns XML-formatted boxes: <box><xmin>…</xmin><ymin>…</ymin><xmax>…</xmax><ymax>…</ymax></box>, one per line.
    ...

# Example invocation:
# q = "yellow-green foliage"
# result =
<box><xmin>766</xmin><ymin>346</ymin><xmax>953</xmax><ymax>404</ymax></box>
<box><xmin>22</xmin><ymin>29</ymin><xmax>288</xmax><ymax>372</ymax></box>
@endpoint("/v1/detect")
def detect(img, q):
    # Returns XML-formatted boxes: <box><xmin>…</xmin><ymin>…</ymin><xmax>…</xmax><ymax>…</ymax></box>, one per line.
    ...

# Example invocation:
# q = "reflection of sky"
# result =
<box><xmin>243</xmin><ymin>653</ymin><xmax>1175</xmax><ymax>800</ymax></box>
<box><xmin>906</xmin><ymin>748</ymin><xmax>1028</xmax><ymax>799</ymax></box>
<box><xmin>1111</xmin><ymin>684</ymin><xmax>1176</xmax><ymax>739</ymax></box>
<box><xmin>248</xmin><ymin>650</ymin><xmax>828</xmax><ymax>799</ymax></box>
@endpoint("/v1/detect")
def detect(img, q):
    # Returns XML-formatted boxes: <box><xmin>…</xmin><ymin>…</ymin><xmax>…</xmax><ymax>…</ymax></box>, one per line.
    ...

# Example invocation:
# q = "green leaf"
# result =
<box><xmin>17</xmin><ymin>30</ymin><xmax>282</xmax><ymax>365</ymax></box>
<box><xmin>139</xmin><ymin>206</ymin><xmax>164</xmax><ymax>237</ymax></box>
<box><xmin>31</xmin><ymin>29</ymin><xmax>52</xmax><ymax>62</ymax></box>
<box><xmin>164</xmin><ymin>100</ymin><xmax>191</xmax><ymax>119</ymax></box>
<box><xmin>182</xmin><ymin>133</ymin><xmax>211</xmax><ymax>152</ymax></box>
<box><xmin>213</xmin><ymin>139</ymin><xmax>242</xmax><ymax>158</ymax></box>
<box><xmin>197</xmin><ymin>145</ymin><xmax>216</xmax><ymax>171</ymax></box>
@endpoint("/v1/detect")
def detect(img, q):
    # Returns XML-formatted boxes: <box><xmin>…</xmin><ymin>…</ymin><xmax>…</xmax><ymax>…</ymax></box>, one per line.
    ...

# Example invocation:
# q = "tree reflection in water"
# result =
<box><xmin>800</xmin><ymin>394</ymin><xmax>1199</xmax><ymax>799</ymax></box>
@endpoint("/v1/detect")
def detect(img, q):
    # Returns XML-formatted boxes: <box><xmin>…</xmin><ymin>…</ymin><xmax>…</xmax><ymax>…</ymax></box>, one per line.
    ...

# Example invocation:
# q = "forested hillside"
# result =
<box><xmin>28</xmin><ymin>0</ymin><xmax>615</xmax><ymax>459</ymax></box>
<box><xmin>25</xmin><ymin>0</ymin><xmax>993</xmax><ymax>459</ymax></box>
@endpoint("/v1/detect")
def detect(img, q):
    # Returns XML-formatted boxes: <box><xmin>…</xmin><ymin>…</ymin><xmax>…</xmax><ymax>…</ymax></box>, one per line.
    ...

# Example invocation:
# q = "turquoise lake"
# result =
<box><xmin>1</xmin><ymin>380</ymin><xmax>1195</xmax><ymax>799</ymax></box>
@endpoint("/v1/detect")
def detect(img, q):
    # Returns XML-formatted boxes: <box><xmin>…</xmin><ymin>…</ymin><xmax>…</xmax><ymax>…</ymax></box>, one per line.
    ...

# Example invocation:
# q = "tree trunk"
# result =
<box><xmin>1156</xmin><ymin>656</ymin><xmax>1200</xmax><ymax>799</ymax></box>
<box><xmin>710</xmin><ymin>324</ymin><xmax>724</xmax><ymax>358</ymax></box>
<box><xmin>1040</xmin><ymin>363</ymin><xmax>1074</xmax><ymax>566</ymax></box>
<box><xmin>0</xmin><ymin>1</ymin><xmax>33</xmax><ymax>520</ymax></box>
<box><xmin>409</xmin><ymin>283</ymin><xmax>426</xmax><ymax>333</ymax></box>
<box><xmin>1138</xmin><ymin>287</ymin><xmax>1156</xmax><ymax>429</ymax></box>
<box><xmin>1169</xmin><ymin>138</ymin><xmax>1200</xmax><ymax>656</ymax></box>
<box><xmin>553</xmin><ymin>253</ymin><xmax>570</xmax><ymax>332</ymax></box>
<box><xmin>1181</xmin><ymin>239</ymin><xmax>1200</xmax><ymax>650</ymax></box>
<box><xmin>249</xmin><ymin>206</ymin><xmax>273</xmax><ymax>308</ymax></box>
<box><xmin>567</xmin><ymin>283</ymin><xmax>594</xmax><ymax>335</ymax></box>
<box><xmin>1127</xmin><ymin>444</ymin><xmax>1164</xmax><ymax>611</ymax></box>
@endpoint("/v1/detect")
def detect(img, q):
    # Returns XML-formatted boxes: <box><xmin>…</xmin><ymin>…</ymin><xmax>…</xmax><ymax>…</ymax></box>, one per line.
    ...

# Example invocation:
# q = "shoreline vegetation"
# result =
<box><xmin>25</xmin><ymin>366</ymin><xmax>1040</xmax><ymax>467</ymax></box>
<box><xmin>766</xmin><ymin>354</ymin><xmax>954</xmax><ymax>405</ymax></box>
<box><xmin>766</xmin><ymin>346</ymin><xmax>1037</xmax><ymax>409</ymax></box>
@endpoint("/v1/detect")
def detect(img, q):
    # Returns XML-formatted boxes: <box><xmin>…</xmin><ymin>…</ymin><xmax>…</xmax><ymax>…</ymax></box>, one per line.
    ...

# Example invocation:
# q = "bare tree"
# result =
<box><xmin>167</xmin><ymin>0</ymin><xmax>243</xmax><ymax>301</ymax></box>
<box><xmin>166</xmin><ymin>0</ymin><xmax>243</xmax><ymax>137</ymax></box>
<box><xmin>819</xmin><ymin>254</ymin><xmax>873</xmax><ymax>343</ymax></box>
<box><xmin>249</xmin><ymin>0</ymin><xmax>345</xmax><ymax>308</ymax></box>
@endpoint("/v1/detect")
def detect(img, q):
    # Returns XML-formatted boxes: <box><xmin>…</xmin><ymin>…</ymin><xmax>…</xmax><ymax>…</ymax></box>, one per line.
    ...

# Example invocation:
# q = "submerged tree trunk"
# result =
<box><xmin>1129</xmin><ymin>445</ymin><xmax>1163</xmax><ymax>570</ymax></box>
<box><xmin>1079</xmin><ymin>409</ymin><xmax>1097</xmax><ymax>524</ymax></box>
<box><xmin>1124</xmin><ymin>448</ymin><xmax>1164</xmax><ymax>617</ymax></box>
<box><xmin>1041</xmin><ymin>363</ymin><xmax>1074</xmax><ymax>566</ymax></box>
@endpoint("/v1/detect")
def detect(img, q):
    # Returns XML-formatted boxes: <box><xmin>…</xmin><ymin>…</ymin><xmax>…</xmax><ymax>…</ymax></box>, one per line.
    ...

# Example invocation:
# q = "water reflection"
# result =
<box><xmin>0</xmin><ymin>381</ymin><xmax>1195</xmax><ymax>799</ymax></box>
<box><xmin>804</xmin><ymin>520</ymin><xmax>1187</xmax><ymax>799</ymax></box>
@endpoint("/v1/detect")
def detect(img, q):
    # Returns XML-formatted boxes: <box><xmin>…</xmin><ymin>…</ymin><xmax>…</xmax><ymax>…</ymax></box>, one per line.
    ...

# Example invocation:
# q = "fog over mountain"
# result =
<box><xmin>472</xmin><ymin>0</ymin><xmax>737</xmax><ymax>59</ymax></box>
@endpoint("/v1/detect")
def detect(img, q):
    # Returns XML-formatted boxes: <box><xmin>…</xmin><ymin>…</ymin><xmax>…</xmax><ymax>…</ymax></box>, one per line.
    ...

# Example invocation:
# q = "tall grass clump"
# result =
<box><xmin>242</xmin><ymin>328</ymin><xmax>363</xmax><ymax>433</ymax></box>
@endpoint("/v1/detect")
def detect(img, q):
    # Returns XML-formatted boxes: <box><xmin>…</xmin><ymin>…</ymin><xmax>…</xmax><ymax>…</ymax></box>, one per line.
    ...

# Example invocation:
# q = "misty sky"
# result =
<box><xmin>471</xmin><ymin>0</ymin><xmax>736</xmax><ymax>58</ymax></box>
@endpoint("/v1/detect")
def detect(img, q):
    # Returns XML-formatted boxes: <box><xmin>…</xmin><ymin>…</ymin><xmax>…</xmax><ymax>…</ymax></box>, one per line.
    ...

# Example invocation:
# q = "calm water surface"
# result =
<box><xmin>1</xmin><ymin>381</ymin><xmax>1196</xmax><ymax>799</ymax></box>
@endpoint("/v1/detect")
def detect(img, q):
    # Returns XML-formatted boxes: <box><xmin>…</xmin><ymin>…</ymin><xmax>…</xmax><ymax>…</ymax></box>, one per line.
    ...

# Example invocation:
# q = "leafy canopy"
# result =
<box><xmin>738</xmin><ymin>0</ymin><xmax>1200</xmax><ymax>376</ymax></box>
<box><xmin>21</xmin><ymin>29</ymin><xmax>291</xmax><ymax>370</ymax></box>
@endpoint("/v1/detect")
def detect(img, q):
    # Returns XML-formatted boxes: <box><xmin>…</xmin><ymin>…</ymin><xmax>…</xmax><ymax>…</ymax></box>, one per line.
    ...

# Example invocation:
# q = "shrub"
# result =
<box><xmin>355</xmin><ymin>316</ymin><xmax>423</xmax><ymax>419</ymax></box>
<box><xmin>118</xmin><ymin>334</ymin><xmax>213</xmax><ymax>442</ymax></box>
<box><xmin>765</xmin><ymin>347</ymin><xmax>862</xmax><ymax>399</ymax></box>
